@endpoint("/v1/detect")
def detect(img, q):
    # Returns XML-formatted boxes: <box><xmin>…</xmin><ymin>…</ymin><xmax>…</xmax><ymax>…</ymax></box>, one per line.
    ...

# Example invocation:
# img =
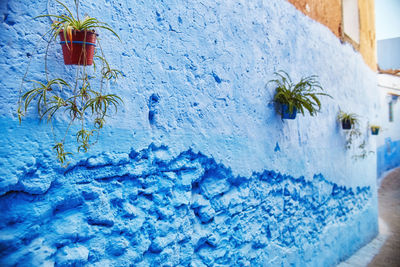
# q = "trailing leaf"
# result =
<box><xmin>53</xmin><ymin>142</ymin><xmax>71</xmax><ymax>167</ymax></box>
<box><xmin>22</xmin><ymin>78</ymin><xmax>70</xmax><ymax>117</ymax></box>
<box><xmin>84</xmin><ymin>93</ymin><xmax>123</xmax><ymax>118</ymax></box>
<box><xmin>76</xmin><ymin>128</ymin><xmax>94</xmax><ymax>152</ymax></box>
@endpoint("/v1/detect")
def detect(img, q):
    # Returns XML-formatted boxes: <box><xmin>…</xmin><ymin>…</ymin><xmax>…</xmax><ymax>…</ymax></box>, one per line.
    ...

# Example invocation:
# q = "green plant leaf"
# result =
<box><xmin>269</xmin><ymin>71</ymin><xmax>331</xmax><ymax>117</ymax></box>
<box><xmin>53</xmin><ymin>142</ymin><xmax>72</xmax><ymax>167</ymax></box>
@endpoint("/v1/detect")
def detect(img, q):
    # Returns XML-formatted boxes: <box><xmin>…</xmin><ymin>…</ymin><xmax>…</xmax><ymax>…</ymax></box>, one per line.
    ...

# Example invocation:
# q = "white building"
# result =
<box><xmin>377</xmin><ymin>73</ymin><xmax>400</xmax><ymax>179</ymax></box>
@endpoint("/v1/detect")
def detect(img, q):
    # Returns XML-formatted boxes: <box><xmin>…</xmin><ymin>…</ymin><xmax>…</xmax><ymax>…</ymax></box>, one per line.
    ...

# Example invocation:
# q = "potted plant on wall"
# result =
<box><xmin>336</xmin><ymin>111</ymin><xmax>373</xmax><ymax>159</ymax></box>
<box><xmin>38</xmin><ymin>0</ymin><xmax>120</xmax><ymax>65</ymax></box>
<box><xmin>370</xmin><ymin>125</ymin><xmax>380</xmax><ymax>135</ymax></box>
<box><xmin>268</xmin><ymin>71</ymin><xmax>332</xmax><ymax>119</ymax></box>
<box><xmin>17</xmin><ymin>0</ymin><xmax>123</xmax><ymax>166</ymax></box>
<box><xmin>337</xmin><ymin>111</ymin><xmax>358</xmax><ymax>130</ymax></box>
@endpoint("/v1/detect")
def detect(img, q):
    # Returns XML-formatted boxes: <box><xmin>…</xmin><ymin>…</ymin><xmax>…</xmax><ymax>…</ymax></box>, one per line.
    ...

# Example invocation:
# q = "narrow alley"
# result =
<box><xmin>369</xmin><ymin>168</ymin><xmax>400</xmax><ymax>266</ymax></box>
<box><xmin>339</xmin><ymin>168</ymin><xmax>400</xmax><ymax>267</ymax></box>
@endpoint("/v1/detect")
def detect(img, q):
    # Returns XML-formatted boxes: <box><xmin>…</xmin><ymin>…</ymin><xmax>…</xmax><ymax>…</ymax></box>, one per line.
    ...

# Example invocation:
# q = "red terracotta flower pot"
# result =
<box><xmin>59</xmin><ymin>30</ymin><xmax>97</xmax><ymax>65</ymax></box>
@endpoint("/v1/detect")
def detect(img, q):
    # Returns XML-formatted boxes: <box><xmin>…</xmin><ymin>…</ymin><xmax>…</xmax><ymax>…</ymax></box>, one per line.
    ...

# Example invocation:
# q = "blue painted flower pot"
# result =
<box><xmin>341</xmin><ymin>120</ymin><xmax>352</xmax><ymax>130</ymax></box>
<box><xmin>371</xmin><ymin>127</ymin><xmax>380</xmax><ymax>135</ymax></box>
<box><xmin>281</xmin><ymin>104</ymin><xmax>297</xmax><ymax>119</ymax></box>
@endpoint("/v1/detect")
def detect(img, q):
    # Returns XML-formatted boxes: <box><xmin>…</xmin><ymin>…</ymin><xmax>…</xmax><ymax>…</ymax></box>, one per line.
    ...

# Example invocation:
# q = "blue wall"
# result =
<box><xmin>377</xmin><ymin>138</ymin><xmax>400</xmax><ymax>179</ymax></box>
<box><xmin>0</xmin><ymin>0</ymin><xmax>380</xmax><ymax>266</ymax></box>
<box><xmin>376</xmin><ymin>83</ymin><xmax>400</xmax><ymax>179</ymax></box>
<box><xmin>0</xmin><ymin>145</ymin><xmax>377</xmax><ymax>266</ymax></box>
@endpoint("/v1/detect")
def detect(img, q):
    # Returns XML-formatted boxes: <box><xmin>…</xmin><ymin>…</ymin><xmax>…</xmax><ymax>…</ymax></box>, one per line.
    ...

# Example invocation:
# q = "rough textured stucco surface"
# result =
<box><xmin>0</xmin><ymin>145</ymin><xmax>376</xmax><ymax>266</ymax></box>
<box><xmin>0</xmin><ymin>0</ymin><xmax>380</xmax><ymax>266</ymax></box>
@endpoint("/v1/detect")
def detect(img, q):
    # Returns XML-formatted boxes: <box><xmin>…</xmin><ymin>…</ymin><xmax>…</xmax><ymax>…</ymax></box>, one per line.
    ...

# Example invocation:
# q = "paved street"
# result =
<box><xmin>339</xmin><ymin>168</ymin><xmax>400</xmax><ymax>267</ymax></box>
<box><xmin>369</xmin><ymin>168</ymin><xmax>400</xmax><ymax>267</ymax></box>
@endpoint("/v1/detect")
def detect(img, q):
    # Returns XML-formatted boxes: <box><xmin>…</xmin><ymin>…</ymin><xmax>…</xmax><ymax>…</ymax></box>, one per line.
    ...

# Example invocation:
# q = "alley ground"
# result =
<box><xmin>369</xmin><ymin>167</ymin><xmax>400</xmax><ymax>267</ymax></box>
<box><xmin>339</xmin><ymin>167</ymin><xmax>400</xmax><ymax>267</ymax></box>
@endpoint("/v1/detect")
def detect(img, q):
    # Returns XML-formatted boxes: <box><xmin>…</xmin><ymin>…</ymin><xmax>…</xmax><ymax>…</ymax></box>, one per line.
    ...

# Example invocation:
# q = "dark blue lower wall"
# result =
<box><xmin>0</xmin><ymin>144</ymin><xmax>377</xmax><ymax>266</ymax></box>
<box><xmin>377</xmin><ymin>138</ymin><xmax>400</xmax><ymax>179</ymax></box>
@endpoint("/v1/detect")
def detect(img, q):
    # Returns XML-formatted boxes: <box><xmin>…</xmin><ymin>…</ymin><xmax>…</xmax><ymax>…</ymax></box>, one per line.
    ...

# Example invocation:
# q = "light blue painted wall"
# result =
<box><xmin>0</xmin><ymin>0</ymin><xmax>380</xmax><ymax>266</ymax></box>
<box><xmin>377</xmin><ymin>139</ymin><xmax>400</xmax><ymax>178</ymax></box>
<box><xmin>376</xmin><ymin>88</ymin><xmax>400</xmax><ymax>178</ymax></box>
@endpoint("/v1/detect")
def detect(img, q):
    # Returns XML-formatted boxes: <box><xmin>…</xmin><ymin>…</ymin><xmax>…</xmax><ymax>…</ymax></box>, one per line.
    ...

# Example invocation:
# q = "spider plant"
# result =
<box><xmin>84</xmin><ymin>93</ymin><xmax>122</xmax><ymax>116</ymax></box>
<box><xmin>337</xmin><ymin>110</ymin><xmax>359</xmax><ymax>129</ymax></box>
<box><xmin>269</xmin><ymin>71</ymin><xmax>332</xmax><ymax>118</ymax></box>
<box><xmin>17</xmin><ymin>0</ymin><xmax>123</xmax><ymax>166</ymax></box>
<box><xmin>95</xmin><ymin>55</ymin><xmax>122</xmax><ymax>81</ymax></box>
<box><xmin>20</xmin><ymin>78</ymin><xmax>70</xmax><ymax>119</ymax></box>
<box><xmin>37</xmin><ymin>0</ymin><xmax>120</xmax><ymax>49</ymax></box>
<box><xmin>53</xmin><ymin>142</ymin><xmax>72</xmax><ymax>167</ymax></box>
<box><xmin>336</xmin><ymin>111</ymin><xmax>372</xmax><ymax>159</ymax></box>
<box><xmin>76</xmin><ymin>128</ymin><xmax>95</xmax><ymax>152</ymax></box>
<box><xmin>343</xmin><ymin>126</ymin><xmax>373</xmax><ymax>160</ymax></box>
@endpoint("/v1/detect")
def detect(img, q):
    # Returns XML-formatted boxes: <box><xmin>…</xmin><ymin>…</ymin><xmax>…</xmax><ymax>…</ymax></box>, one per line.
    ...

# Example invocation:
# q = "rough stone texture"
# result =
<box><xmin>0</xmin><ymin>145</ymin><xmax>376</xmax><ymax>266</ymax></box>
<box><xmin>0</xmin><ymin>0</ymin><xmax>380</xmax><ymax>266</ymax></box>
<box><xmin>0</xmin><ymin>0</ymin><xmax>380</xmax><ymax>189</ymax></box>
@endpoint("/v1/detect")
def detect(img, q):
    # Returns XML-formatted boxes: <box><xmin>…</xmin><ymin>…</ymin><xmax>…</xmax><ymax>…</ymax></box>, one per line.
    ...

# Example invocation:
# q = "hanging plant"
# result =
<box><xmin>370</xmin><ymin>125</ymin><xmax>380</xmax><ymax>135</ymax></box>
<box><xmin>337</xmin><ymin>110</ymin><xmax>358</xmax><ymax>130</ymax></box>
<box><xmin>268</xmin><ymin>71</ymin><xmax>332</xmax><ymax>120</ymax></box>
<box><xmin>41</xmin><ymin>0</ymin><xmax>120</xmax><ymax>65</ymax></box>
<box><xmin>17</xmin><ymin>0</ymin><xmax>123</xmax><ymax>167</ymax></box>
<box><xmin>336</xmin><ymin>111</ymin><xmax>373</xmax><ymax>160</ymax></box>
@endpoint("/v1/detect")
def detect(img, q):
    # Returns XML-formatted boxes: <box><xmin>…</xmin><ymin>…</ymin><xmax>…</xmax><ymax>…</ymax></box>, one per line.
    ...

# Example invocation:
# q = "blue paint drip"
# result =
<box><xmin>148</xmin><ymin>93</ymin><xmax>160</xmax><ymax>125</ymax></box>
<box><xmin>148</xmin><ymin>93</ymin><xmax>160</xmax><ymax>107</ymax></box>
<box><xmin>212</xmin><ymin>72</ymin><xmax>222</xmax><ymax>84</ymax></box>
<box><xmin>148</xmin><ymin>110</ymin><xmax>155</xmax><ymax>125</ymax></box>
<box><xmin>155</xmin><ymin>11</ymin><xmax>162</xmax><ymax>22</ymax></box>
<box><xmin>274</xmin><ymin>142</ymin><xmax>280</xmax><ymax>152</ymax></box>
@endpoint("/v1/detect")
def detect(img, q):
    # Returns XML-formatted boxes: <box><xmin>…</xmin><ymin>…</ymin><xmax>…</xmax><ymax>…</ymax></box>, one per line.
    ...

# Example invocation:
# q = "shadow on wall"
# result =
<box><xmin>0</xmin><ymin>144</ymin><xmax>375</xmax><ymax>266</ymax></box>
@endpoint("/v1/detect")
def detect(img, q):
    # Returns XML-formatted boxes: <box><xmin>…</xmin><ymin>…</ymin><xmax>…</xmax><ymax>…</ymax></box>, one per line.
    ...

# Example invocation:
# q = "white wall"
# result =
<box><xmin>343</xmin><ymin>0</ymin><xmax>360</xmax><ymax>43</ymax></box>
<box><xmin>377</xmin><ymin>74</ymin><xmax>400</xmax><ymax>147</ymax></box>
<box><xmin>376</xmin><ymin>74</ymin><xmax>400</xmax><ymax>177</ymax></box>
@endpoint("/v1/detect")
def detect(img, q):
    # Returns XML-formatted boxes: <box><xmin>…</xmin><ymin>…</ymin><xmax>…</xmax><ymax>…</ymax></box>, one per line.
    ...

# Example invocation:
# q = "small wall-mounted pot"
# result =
<box><xmin>281</xmin><ymin>104</ymin><xmax>297</xmax><ymax>119</ymax></box>
<box><xmin>371</xmin><ymin>126</ymin><xmax>380</xmax><ymax>135</ymax></box>
<box><xmin>341</xmin><ymin>119</ymin><xmax>352</xmax><ymax>130</ymax></box>
<box><xmin>59</xmin><ymin>30</ymin><xmax>97</xmax><ymax>65</ymax></box>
